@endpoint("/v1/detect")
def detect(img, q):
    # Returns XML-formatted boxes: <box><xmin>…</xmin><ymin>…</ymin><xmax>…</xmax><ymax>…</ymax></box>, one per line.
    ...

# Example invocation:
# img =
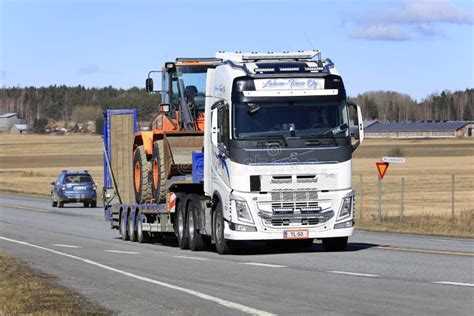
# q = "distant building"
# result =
<box><xmin>0</xmin><ymin>113</ymin><xmax>19</xmax><ymax>131</ymax></box>
<box><xmin>365</xmin><ymin>121</ymin><xmax>474</xmax><ymax>138</ymax></box>
<box><xmin>10</xmin><ymin>124</ymin><xmax>29</xmax><ymax>134</ymax></box>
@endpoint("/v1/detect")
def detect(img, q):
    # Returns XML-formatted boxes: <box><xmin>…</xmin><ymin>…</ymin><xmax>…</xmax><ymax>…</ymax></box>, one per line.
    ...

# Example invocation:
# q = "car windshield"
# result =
<box><xmin>176</xmin><ymin>66</ymin><xmax>209</xmax><ymax>111</ymax></box>
<box><xmin>233</xmin><ymin>100</ymin><xmax>349</xmax><ymax>139</ymax></box>
<box><xmin>65</xmin><ymin>174</ymin><xmax>92</xmax><ymax>183</ymax></box>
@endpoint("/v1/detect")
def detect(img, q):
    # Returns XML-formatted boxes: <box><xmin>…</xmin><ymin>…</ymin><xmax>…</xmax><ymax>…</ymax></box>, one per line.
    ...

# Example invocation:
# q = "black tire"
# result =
<box><xmin>177</xmin><ymin>201</ymin><xmax>189</xmax><ymax>250</ymax></box>
<box><xmin>133</xmin><ymin>145</ymin><xmax>152</xmax><ymax>204</ymax></box>
<box><xmin>150</xmin><ymin>140</ymin><xmax>168</xmax><ymax>203</ymax></box>
<box><xmin>90</xmin><ymin>201</ymin><xmax>97</xmax><ymax>208</ymax></box>
<box><xmin>322</xmin><ymin>237</ymin><xmax>348</xmax><ymax>252</ymax></box>
<box><xmin>58</xmin><ymin>201</ymin><xmax>64</xmax><ymax>208</ymax></box>
<box><xmin>136</xmin><ymin>210</ymin><xmax>149</xmax><ymax>243</ymax></box>
<box><xmin>120</xmin><ymin>211</ymin><xmax>129</xmax><ymax>241</ymax></box>
<box><xmin>83</xmin><ymin>202</ymin><xmax>89</xmax><ymax>208</ymax></box>
<box><xmin>187</xmin><ymin>199</ymin><xmax>205</xmax><ymax>251</ymax></box>
<box><xmin>52</xmin><ymin>200</ymin><xmax>57</xmax><ymax>207</ymax></box>
<box><xmin>129</xmin><ymin>212</ymin><xmax>137</xmax><ymax>242</ymax></box>
<box><xmin>214</xmin><ymin>202</ymin><xmax>232</xmax><ymax>255</ymax></box>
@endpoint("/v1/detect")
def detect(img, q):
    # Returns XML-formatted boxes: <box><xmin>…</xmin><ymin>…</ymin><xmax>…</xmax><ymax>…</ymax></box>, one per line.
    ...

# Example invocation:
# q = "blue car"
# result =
<box><xmin>51</xmin><ymin>170</ymin><xmax>97</xmax><ymax>208</ymax></box>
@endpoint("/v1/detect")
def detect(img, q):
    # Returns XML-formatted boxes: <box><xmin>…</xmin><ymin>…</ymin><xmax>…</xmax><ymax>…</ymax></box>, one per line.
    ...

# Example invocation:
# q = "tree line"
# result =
<box><xmin>0</xmin><ymin>86</ymin><xmax>162</xmax><ymax>132</ymax></box>
<box><xmin>350</xmin><ymin>89</ymin><xmax>473</xmax><ymax>122</ymax></box>
<box><xmin>0</xmin><ymin>86</ymin><xmax>472</xmax><ymax>133</ymax></box>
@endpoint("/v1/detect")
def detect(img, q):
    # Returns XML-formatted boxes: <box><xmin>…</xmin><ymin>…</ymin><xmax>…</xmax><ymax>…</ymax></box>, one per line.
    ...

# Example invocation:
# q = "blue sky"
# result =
<box><xmin>1</xmin><ymin>0</ymin><xmax>473</xmax><ymax>100</ymax></box>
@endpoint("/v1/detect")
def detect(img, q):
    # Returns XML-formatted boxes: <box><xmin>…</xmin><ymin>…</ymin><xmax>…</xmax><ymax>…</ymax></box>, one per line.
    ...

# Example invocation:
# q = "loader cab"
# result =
<box><xmin>153</xmin><ymin>59</ymin><xmax>221</xmax><ymax>131</ymax></box>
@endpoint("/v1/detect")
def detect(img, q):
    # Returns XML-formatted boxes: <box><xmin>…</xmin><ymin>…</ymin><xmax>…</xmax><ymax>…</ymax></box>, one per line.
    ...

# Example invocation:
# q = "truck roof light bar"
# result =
<box><xmin>305</xmin><ymin>66</ymin><xmax>325</xmax><ymax>72</ymax></box>
<box><xmin>175</xmin><ymin>57</ymin><xmax>222</xmax><ymax>63</ymax></box>
<box><xmin>254</xmin><ymin>67</ymin><xmax>275</xmax><ymax>73</ymax></box>
<box><xmin>216</xmin><ymin>50</ymin><xmax>321</xmax><ymax>63</ymax></box>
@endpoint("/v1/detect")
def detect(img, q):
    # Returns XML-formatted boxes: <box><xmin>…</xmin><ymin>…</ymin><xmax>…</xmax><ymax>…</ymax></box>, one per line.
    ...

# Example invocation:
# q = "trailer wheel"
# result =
<box><xmin>187</xmin><ymin>199</ymin><xmax>205</xmax><ymax>251</ymax></box>
<box><xmin>133</xmin><ymin>145</ymin><xmax>152</xmax><ymax>204</ymax></box>
<box><xmin>322</xmin><ymin>237</ymin><xmax>348</xmax><ymax>252</ymax></box>
<box><xmin>128</xmin><ymin>211</ymin><xmax>137</xmax><ymax>242</ymax></box>
<box><xmin>120</xmin><ymin>211</ymin><xmax>129</xmax><ymax>241</ymax></box>
<box><xmin>214</xmin><ymin>202</ymin><xmax>232</xmax><ymax>255</ymax></box>
<box><xmin>136</xmin><ymin>210</ymin><xmax>149</xmax><ymax>243</ymax></box>
<box><xmin>150</xmin><ymin>140</ymin><xmax>168</xmax><ymax>203</ymax></box>
<box><xmin>52</xmin><ymin>200</ymin><xmax>57</xmax><ymax>207</ymax></box>
<box><xmin>177</xmin><ymin>202</ymin><xmax>189</xmax><ymax>250</ymax></box>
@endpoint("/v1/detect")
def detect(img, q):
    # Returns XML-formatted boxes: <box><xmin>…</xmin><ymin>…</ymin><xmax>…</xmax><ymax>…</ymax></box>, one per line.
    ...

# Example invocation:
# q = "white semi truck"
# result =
<box><xmin>103</xmin><ymin>50</ymin><xmax>364</xmax><ymax>254</ymax></box>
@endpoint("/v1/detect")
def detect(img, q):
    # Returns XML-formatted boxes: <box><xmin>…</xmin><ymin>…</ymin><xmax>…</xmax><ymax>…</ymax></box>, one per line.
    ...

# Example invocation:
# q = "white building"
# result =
<box><xmin>0</xmin><ymin>113</ymin><xmax>19</xmax><ymax>131</ymax></box>
<box><xmin>10</xmin><ymin>124</ymin><xmax>28</xmax><ymax>134</ymax></box>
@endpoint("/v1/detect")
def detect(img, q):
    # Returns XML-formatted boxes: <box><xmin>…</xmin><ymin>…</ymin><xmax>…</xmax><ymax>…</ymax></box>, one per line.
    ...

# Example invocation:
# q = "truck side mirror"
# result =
<box><xmin>146</xmin><ymin>78</ymin><xmax>154</xmax><ymax>93</ymax></box>
<box><xmin>348</xmin><ymin>103</ymin><xmax>364</xmax><ymax>152</ymax></box>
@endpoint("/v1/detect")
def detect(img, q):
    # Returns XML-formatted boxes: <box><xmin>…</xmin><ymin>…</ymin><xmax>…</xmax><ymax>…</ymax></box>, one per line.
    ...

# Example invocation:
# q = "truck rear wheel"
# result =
<box><xmin>322</xmin><ymin>237</ymin><xmax>348</xmax><ymax>251</ymax></box>
<box><xmin>120</xmin><ymin>211</ymin><xmax>129</xmax><ymax>241</ymax></box>
<box><xmin>136</xmin><ymin>210</ymin><xmax>149</xmax><ymax>243</ymax></box>
<box><xmin>150</xmin><ymin>140</ymin><xmax>168</xmax><ymax>203</ymax></box>
<box><xmin>177</xmin><ymin>202</ymin><xmax>189</xmax><ymax>250</ymax></box>
<box><xmin>128</xmin><ymin>212</ymin><xmax>137</xmax><ymax>242</ymax></box>
<box><xmin>214</xmin><ymin>202</ymin><xmax>232</xmax><ymax>255</ymax></box>
<box><xmin>133</xmin><ymin>145</ymin><xmax>152</xmax><ymax>204</ymax></box>
<box><xmin>187</xmin><ymin>199</ymin><xmax>205</xmax><ymax>251</ymax></box>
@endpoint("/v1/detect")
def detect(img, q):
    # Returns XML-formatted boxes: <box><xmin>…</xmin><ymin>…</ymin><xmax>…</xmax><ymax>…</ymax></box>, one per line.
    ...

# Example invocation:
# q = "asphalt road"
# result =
<box><xmin>0</xmin><ymin>193</ymin><xmax>472</xmax><ymax>315</ymax></box>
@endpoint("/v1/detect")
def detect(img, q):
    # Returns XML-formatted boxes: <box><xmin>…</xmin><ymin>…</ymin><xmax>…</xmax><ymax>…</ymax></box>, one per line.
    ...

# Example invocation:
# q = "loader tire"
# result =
<box><xmin>133</xmin><ymin>145</ymin><xmax>152</xmax><ymax>204</ymax></box>
<box><xmin>150</xmin><ymin>140</ymin><xmax>168</xmax><ymax>203</ymax></box>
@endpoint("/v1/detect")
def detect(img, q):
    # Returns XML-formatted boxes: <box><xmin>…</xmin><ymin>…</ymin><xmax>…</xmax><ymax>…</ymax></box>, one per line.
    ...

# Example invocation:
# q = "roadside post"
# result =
<box><xmin>376</xmin><ymin>157</ymin><xmax>406</xmax><ymax>223</ymax></box>
<box><xmin>451</xmin><ymin>174</ymin><xmax>455</xmax><ymax>221</ymax></box>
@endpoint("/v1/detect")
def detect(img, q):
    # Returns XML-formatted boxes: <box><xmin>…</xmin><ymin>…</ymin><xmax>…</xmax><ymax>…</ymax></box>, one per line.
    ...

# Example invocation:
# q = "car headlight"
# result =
<box><xmin>233</xmin><ymin>199</ymin><xmax>254</xmax><ymax>224</ymax></box>
<box><xmin>337</xmin><ymin>196</ymin><xmax>353</xmax><ymax>221</ymax></box>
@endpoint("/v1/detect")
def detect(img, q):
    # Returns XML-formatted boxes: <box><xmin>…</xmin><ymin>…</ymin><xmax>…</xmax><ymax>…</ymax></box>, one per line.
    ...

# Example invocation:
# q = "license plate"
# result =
<box><xmin>74</xmin><ymin>186</ymin><xmax>86</xmax><ymax>191</ymax></box>
<box><xmin>283</xmin><ymin>230</ymin><xmax>309</xmax><ymax>239</ymax></box>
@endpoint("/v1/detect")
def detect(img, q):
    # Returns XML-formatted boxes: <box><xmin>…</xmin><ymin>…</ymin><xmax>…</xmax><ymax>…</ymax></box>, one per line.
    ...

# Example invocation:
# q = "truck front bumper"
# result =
<box><xmin>224</xmin><ymin>220</ymin><xmax>354</xmax><ymax>240</ymax></box>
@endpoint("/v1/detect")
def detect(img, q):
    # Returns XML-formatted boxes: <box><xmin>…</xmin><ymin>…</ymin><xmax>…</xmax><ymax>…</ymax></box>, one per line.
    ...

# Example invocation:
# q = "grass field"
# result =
<box><xmin>0</xmin><ymin>133</ymin><xmax>473</xmax><ymax>237</ymax></box>
<box><xmin>0</xmin><ymin>251</ymin><xmax>111</xmax><ymax>315</ymax></box>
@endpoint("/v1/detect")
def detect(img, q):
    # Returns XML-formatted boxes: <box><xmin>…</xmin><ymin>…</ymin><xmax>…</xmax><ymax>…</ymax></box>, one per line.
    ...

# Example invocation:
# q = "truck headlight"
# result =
<box><xmin>234</xmin><ymin>199</ymin><xmax>254</xmax><ymax>224</ymax></box>
<box><xmin>337</xmin><ymin>197</ymin><xmax>352</xmax><ymax>221</ymax></box>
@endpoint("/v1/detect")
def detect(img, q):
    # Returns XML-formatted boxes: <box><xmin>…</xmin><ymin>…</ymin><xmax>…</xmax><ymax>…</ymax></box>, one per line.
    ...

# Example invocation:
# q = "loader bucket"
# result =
<box><xmin>161</xmin><ymin>131</ymin><xmax>204</xmax><ymax>178</ymax></box>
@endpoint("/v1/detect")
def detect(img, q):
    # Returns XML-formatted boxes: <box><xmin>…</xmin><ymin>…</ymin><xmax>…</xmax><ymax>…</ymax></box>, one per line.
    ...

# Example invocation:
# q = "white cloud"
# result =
<box><xmin>349</xmin><ymin>0</ymin><xmax>473</xmax><ymax>41</ymax></box>
<box><xmin>351</xmin><ymin>25</ymin><xmax>411</xmax><ymax>41</ymax></box>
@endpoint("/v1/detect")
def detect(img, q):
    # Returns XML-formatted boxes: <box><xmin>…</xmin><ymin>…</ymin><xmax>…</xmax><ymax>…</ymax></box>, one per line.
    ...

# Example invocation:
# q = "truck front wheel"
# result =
<box><xmin>322</xmin><ymin>237</ymin><xmax>348</xmax><ymax>251</ymax></box>
<box><xmin>214</xmin><ymin>202</ymin><xmax>232</xmax><ymax>255</ymax></box>
<box><xmin>133</xmin><ymin>145</ymin><xmax>152</xmax><ymax>204</ymax></box>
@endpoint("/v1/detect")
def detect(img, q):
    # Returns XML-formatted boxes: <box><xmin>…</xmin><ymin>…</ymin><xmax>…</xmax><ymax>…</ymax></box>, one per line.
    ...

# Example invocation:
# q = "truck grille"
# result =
<box><xmin>271</xmin><ymin>190</ymin><xmax>318</xmax><ymax>202</ymax></box>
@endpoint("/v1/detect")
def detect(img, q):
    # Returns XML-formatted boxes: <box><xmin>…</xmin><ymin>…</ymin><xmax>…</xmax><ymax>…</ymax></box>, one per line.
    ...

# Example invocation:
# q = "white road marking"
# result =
<box><xmin>52</xmin><ymin>244</ymin><xmax>82</xmax><ymax>248</ymax></box>
<box><xmin>104</xmin><ymin>250</ymin><xmax>140</xmax><ymax>255</ymax></box>
<box><xmin>0</xmin><ymin>236</ymin><xmax>274</xmax><ymax>316</ymax></box>
<box><xmin>243</xmin><ymin>262</ymin><xmax>286</xmax><ymax>268</ymax></box>
<box><xmin>433</xmin><ymin>281</ymin><xmax>474</xmax><ymax>287</ymax></box>
<box><xmin>329</xmin><ymin>271</ymin><xmax>379</xmax><ymax>278</ymax></box>
<box><xmin>173</xmin><ymin>255</ymin><xmax>208</xmax><ymax>261</ymax></box>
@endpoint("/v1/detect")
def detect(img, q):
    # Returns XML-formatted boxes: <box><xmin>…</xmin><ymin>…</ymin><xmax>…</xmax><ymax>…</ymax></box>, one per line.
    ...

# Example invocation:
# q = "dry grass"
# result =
<box><xmin>0</xmin><ymin>134</ymin><xmax>103</xmax><ymax>197</ymax></box>
<box><xmin>0</xmin><ymin>251</ymin><xmax>112</xmax><ymax>315</ymax></box>
<box><xmin>0</xmin><ymin>134</ymin><xmax>473</xmax><ymax>237</ymax></box>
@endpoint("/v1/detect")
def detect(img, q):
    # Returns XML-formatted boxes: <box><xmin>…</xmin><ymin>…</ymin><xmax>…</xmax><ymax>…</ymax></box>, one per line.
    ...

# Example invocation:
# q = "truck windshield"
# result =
<box><xmin>175</xmin><ymin>66</ymin><xmax>208</xmax><ymax>111</ymax></box>
<box><xmin>233</xmin><ymin>100</ymin><xmax>349</xmax><ymax>139</ymax></box>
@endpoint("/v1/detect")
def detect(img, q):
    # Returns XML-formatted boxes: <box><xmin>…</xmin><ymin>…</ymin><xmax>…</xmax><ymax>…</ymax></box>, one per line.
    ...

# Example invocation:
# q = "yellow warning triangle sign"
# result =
<box><xmin>376</xmin><ymin>162</ymin><xmax>389</xmax><ymax>179</ymax></box>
